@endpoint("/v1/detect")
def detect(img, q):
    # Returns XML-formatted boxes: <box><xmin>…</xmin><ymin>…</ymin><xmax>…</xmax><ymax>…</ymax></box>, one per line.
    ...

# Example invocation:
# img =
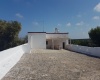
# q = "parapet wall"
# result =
<box><xmin>0</xmin><ymin>43</ymin><xmax>29</xmax><ymax>80</ymax></box>
<box><xmin>66</xmin><ymin>45</ymin><xmax>100</xmax><ymax>57</ymax></box>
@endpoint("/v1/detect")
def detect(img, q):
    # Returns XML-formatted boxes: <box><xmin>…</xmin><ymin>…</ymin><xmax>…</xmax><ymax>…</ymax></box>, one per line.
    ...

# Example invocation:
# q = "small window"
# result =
<box><xmin>46</xmin><ymin>41</ymin><xmax>48</xmax><ymax>45</ymax></box>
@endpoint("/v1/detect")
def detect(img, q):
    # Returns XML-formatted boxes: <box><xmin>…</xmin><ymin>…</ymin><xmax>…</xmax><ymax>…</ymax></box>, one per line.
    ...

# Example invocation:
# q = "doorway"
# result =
<box><xmin>63</xmin><ymin>42</ymin><xmax>65</xmax><ymax>49</ymax></box>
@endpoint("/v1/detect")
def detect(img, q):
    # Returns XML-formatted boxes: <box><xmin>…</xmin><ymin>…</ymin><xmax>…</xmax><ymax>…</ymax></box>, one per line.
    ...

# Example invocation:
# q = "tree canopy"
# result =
<box><xmin>71</xmin><ymin>39</ymin><xmax>91</xmax><ymax>46</ymax></box>
<box><xmin>0</xmin><ymin>20</ymin><xmax>21</xmax><ymax>51</ymax></box>
<box><xmin>88</xmin><ymin>26</ymin><xmax>100</xmax><ymax>47</ymax></box>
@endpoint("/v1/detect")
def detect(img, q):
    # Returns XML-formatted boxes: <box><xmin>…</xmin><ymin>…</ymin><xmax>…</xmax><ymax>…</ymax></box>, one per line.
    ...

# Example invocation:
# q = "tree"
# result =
<box><xmin>23</xmin><ymin>35</ymin><xmax>28</xmax><ymax>43</ymax></box>
<box><xmin>18</xmin><ymin>35</ymin><xmax>28</xmax><ymax>44</ymax></box>
<box><xmin>88</xmin><ymin>26</ymin><xmax>100</xmax><ymax>46</ymax></box>
<box><xmin>71</xmin><ymin>39</ymin><xmax>92</xmax><ymax>47</ymax></box>
<box><xmin>0</xmin><ymin>20</ymin><xmax>21</xmax><ymax>51</ymax></box>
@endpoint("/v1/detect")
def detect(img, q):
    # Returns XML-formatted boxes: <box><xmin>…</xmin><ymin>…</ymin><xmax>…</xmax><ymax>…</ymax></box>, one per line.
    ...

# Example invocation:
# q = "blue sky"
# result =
<box><xmin>0</xmin><ymin>0</ymin><xmax>100</xmax><ymax>39</ymax></box>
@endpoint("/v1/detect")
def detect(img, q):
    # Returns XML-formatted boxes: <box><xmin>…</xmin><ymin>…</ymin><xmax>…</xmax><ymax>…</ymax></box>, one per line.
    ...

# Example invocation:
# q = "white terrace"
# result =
<box><xmin>0</xmin><ymin>28</ymin><xmax>100</xmax><ymax>79</ymax></box>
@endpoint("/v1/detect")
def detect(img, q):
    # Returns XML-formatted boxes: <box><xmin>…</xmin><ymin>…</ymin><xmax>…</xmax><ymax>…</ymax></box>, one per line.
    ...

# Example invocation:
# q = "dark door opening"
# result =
<box><xmin>63</xmin><ymin>42</ymin><xmax>65</xmax><ymax>49</ymax></box>
<box><xmin>46</xmin><ymin>41</ymin><xmax>48</xmax><ymax>45</ymax></box>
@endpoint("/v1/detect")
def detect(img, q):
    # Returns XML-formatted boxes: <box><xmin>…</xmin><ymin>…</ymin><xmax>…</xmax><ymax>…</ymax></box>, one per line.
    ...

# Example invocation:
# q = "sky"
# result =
<box><xmin>0</xmin><ymin>0</ymin><xmax>100</xmax><ymax>39</ymax></box>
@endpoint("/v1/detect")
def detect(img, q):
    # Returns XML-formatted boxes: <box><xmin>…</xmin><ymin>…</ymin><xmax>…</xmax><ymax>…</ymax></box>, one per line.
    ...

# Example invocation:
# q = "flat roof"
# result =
<box><xmin>28</xmin><ymin>32</ymin><xmax>68</xmax><ymax>34</ymax></box>
<box><xmin>28</xmin><ymin>32</ymin><xmax>46</xmax><ymax>33</ymax></box>
<box><xmin>46</xmin><ymin>33</ymin><xmax>68</xmax><ymax>34</ymax></box>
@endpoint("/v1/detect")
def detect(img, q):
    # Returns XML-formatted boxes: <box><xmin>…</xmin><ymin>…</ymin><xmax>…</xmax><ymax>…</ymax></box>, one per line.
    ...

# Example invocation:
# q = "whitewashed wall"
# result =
<box><xmin>66</xmin><ymin>45</ymin><xmax>100</xmax><ymax>57</ymax></box>
<box><xmin>0</xmin><ymin>43</ymin><xmax>29</xmax><ymax>80</ymax></box>
<box><xmin>47</xmin><ymin>39</ymin><xmax>67</xmax><ymax>49</ymax></box>
<box><xmin>46</xmin><ymin>33</ymin><xmax>69</xmax><ymax>49</ymax></box>
<box><xmin>46</xmin><ymin>33</ymin><xmax>68</xmax><ymax>39</ymax></box>
<box><xmin>28</xmin><ymin>33</ymin><xmax>46</xmax><ymax>49</ymax></box>
<box><xmin>54</xmin><ymin>39</ymin><xmax>67</xmax><ymax>49</ymax></box>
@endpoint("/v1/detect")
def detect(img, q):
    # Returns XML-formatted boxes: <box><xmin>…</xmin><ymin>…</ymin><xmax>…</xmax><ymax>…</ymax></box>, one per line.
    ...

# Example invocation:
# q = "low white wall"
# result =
<box><xmin>66</xmin><ymin>45</ymin><xmax>100</xmax><ymax>57</ymax></box>
<box><xmin>0</xmin><ymin>43</ymin><xmax>29</xmax><ymax>80</ymax></box>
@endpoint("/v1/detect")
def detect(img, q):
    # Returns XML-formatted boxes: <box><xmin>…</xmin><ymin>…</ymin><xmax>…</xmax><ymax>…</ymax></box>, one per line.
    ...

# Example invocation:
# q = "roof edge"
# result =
<box><xmin>28</xmin><ymin>32</ymin><xmax>46</xmax><ymax>33</ymax></box>
<box><xmin>28</xmin><ymin>32</ymin><xmax>69</xmax><ymax>34</ymax></box>
<box><xmin>46</xmin><ymin>33</ymin><xmax>68</xmax><ymax>34</ymax></box>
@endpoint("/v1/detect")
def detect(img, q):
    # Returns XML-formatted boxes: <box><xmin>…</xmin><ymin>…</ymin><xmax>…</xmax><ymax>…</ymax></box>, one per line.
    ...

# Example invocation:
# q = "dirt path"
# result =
<box><xmin>2</xmin><ymin>49</ymin><xmax>100</xmax><ymax>80</ymax></box>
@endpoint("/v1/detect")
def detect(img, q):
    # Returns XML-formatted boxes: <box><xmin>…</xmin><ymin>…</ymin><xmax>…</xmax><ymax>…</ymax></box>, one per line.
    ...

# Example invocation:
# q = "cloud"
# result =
<box><xmin>76</xmin><ymin>21</ymin><xmax>84</xmax><ymax>26</ymax></box>
<box><xmin>57</xmin><ymin>24</ymin><xmax>62</xmax><ymax>27</ymax></box>
<box><xmin>57</xmin><ymin>24</ymin><xmax>61</xmax><ymax>26</ymax></box>
<box><xmin>16</xmin><ymin>13</ymin><xmax>23</xmax><ymax>18</ymax></box>
<box><xmin>33</xmin><ymin>21</ymin><xmax>39</xmax><ymax>26</ymax></box>
<box><xmin>93</xmin><ymin>16</ymin><xmax>100</xmax><ymax>20</ymax></box>
<box><xmin>77</xmin><ymin>14</ymin><xmax>82</xmax><ymax>18</ymax></box>
<box><xmin>94</xmin><ymin>3</ymin><xmax>100</xmax><ymax>12</ymax></box>
<box><xmin>66</xmin><ymin>22</ymin><xmax>71</xmax><ymax>27</ymax></box>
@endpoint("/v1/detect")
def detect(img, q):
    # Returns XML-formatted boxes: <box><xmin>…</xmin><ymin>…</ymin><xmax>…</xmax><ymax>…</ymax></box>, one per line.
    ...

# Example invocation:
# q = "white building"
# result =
<box><xmin>28</xmin><ymin>29</ymin><xmax>69</xmax><ymax>50</ymax></box>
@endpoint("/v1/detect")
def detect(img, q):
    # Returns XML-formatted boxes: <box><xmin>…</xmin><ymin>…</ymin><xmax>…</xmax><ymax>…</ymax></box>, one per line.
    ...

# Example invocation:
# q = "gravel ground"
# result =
<box><xmin>2</xmin><ymin>49</ymin><xmax>100</xmax><ymax>80</ymax></box>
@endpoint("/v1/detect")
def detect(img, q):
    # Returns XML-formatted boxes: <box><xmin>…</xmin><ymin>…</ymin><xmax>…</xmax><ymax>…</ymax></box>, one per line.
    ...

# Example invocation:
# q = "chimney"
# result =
<box><xmin>55</xmin><ymin>28</ymin><xmax>59</xmax><ymax>33</ymax></box>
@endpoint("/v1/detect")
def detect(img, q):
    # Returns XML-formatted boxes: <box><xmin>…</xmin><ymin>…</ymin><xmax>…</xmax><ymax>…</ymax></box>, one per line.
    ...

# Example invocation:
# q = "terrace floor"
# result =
<box><xmin>2</xmin><ymin>49</ymin><xmax>100</xmax><ymax>80</ymax></box>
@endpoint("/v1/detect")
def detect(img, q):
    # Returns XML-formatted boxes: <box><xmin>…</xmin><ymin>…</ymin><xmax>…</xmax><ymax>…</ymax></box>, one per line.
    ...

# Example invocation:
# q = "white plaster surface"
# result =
<box><xmin>46</xmin><ymin>33</ymin><xmax>69</xmax><ymax>49</ymax></box>
<box><xmin>66</xmin><ymin>45</ymin><xmax>100</xmax><ymax>57</ymax></box>
<box><xmin>0</xmin><ymin>43</ymin><xmax>29</xmax><ymax>80</ymax></box>
<box><xmin>28</xmin><ymin>33</ymin><xmax>46</xmax><ymax>49</ymax></box>
<box><xmin>46</xmin><ymin>33</ymin><xmax>68</xmax><ymax>39</ymax></box>
<box><xmin>46</xmin><ymin>39</ymin><xmax>67</xmax><ymax>49</ymax></box>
